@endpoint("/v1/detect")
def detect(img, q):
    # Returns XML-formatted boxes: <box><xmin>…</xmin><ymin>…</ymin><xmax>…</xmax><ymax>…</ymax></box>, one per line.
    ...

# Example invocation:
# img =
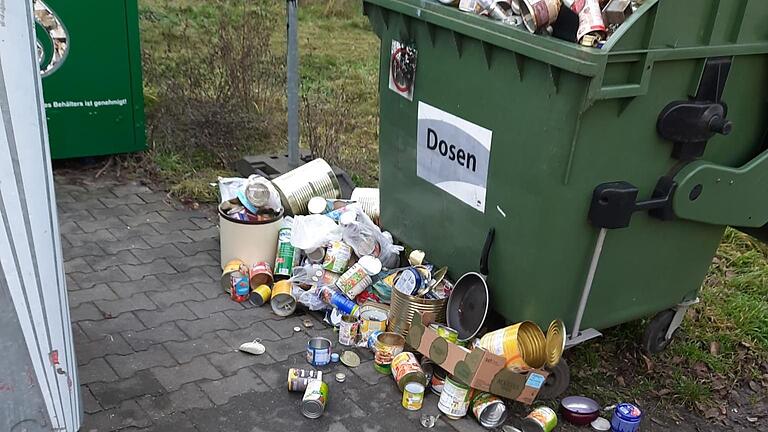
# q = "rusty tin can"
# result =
<box><xmin>519</xmin><ymin>0</ymin><xmax>560</xmax><ymax>33</ymax></box>
<box><xmin>288</xmin><ymin>368</ymin><xmax>323</xmax><ymax>392</ymax></box>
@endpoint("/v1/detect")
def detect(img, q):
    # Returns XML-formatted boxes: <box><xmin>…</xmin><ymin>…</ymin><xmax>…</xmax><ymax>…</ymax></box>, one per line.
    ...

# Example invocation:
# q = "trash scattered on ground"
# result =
<box><xmin>217</xmin><ymin>159</ymin><xmax>644</xmax><ymax>428</ymax></box>
<box><xmin>590</xmin><ymin>417</ymin><xmax>611</xmax><ymax>431</ymax></box>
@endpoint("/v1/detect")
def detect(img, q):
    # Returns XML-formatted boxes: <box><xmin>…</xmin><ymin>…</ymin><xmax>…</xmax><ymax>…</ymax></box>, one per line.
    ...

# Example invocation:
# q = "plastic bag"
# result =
<box><xmin>242</xmin><ymin>175</ymin><xmax>283</xmax><ymax>213</ymax></box>
<box><xmin>291</xmin><ymin>214</ymin><xmax>342</xmax><ymax>251</ymax></box>
<box><xmin>292</xmin><ymin>285</ymin><xmax>328</xmax><ymax>311</ymax></box>
<box><xmin>339</xmin><ymin>204</ymin><xmax>403</xmax><ymax>268</ymax></box>
<box><xmin>217</xmin><ymin>177</ymin><xmax>247</xmax><ymax>203</ymax></box>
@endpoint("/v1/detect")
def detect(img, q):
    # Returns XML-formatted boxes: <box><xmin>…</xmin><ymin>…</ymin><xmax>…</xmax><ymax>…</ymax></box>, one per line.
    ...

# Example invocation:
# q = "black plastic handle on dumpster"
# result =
<box><xmin>480</xmin><ymin>228</ymin><xmax>495</xmax><ymax>275</ymax></box>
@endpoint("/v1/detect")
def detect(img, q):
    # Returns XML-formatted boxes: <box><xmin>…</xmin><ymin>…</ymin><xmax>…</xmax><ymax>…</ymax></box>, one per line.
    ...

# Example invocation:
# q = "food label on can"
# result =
<box><xmin>402</xmin><ymin>384</ymin><xmax>425</xmax><ymax>410</ymax></box>
<box><xmin>323</xmin><ymin>241</ymin><xmax>352</xmax><ymax>273</ymax></box>
<box><xmin>391</xmin><ymin>352</ymin><xmax>422</xmax><ymax>383</ymax></box>
<box><xmin>338</xmin><ymin>319</ymin><xmax>359</xmax><ymax>346</ymax></box>
<box><xmin>438</xmin><ymin>378</ymin><xmax>471</xmax><ymax>418</ymax></box>
<box><xmin>336</xmin><ymin>264</ymin><xmax>372</xmax><ymax>299</ymax></box>
<box><xmin>471</xmin><ymin>392</ymin><xmax>499</xmax><ymax>419</ymax></box>
<box><xmin>394</xmin><ymin>269</ymin><xmax>419</xmax><ymax>295</ymax></box>
<box><xmin>416</xmin><ymin>101</ymin><xmax>492</xmax><ymax>213</ymax></box>
<box><xmin>274</xmin><ymin>227</ymin><xmax>295</xmax><ymax>277</ymax></box>
<box><xmin>527</xmin><ymin>407</ymin><xmax>558</xmax><ymax>431</ymax></box>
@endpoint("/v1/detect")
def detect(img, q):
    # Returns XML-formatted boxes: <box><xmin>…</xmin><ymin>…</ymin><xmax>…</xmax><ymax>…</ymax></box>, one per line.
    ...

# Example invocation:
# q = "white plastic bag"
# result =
<box><xmin>340</xmin><ymin>204</ymin><xmax>403</xmax><ymax>268</ymax></box>
<box><xmin>291</xmin><ymin>214</ymin><xmax>342</xmax><ymax>250</ymax></box>
<box><xmin>217</xmin><ymin>177</ymin><xmax>247</xmax><ymax>203</ymax></box>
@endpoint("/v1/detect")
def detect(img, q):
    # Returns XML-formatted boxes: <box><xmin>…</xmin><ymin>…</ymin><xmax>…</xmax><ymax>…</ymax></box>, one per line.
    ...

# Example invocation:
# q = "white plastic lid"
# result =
<box><xmin>307</xmin><ymin>196</ymin><xmax>327</xmax><ymax>215</ymax></box>
<box><xmin>358</xmin><ymin>255</ymin><xmax>383</xmax><ymax>276</ymax></box>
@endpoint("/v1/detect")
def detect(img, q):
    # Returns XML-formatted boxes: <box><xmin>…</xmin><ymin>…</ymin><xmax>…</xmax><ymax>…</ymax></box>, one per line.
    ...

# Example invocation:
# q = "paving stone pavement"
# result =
<box><xmin>57</xmin><ymin>175</ymin><xmax>487</xmax><ymax>432</ymax></box>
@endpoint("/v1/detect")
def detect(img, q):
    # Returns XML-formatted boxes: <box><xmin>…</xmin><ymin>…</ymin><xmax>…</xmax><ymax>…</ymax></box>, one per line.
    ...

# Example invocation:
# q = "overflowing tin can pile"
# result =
<box><xmin>217</xmin><ymin>158</ymin><xmax>644</xmax><ymax>432</ymax></box>
<box><xmin>441</xmin><ymin>0</ymin><xmax>640</xmax><ymax>48</ymax></box>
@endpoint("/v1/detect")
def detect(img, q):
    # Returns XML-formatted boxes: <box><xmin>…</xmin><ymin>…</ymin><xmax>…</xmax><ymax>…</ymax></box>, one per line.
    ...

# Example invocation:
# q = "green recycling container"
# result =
<box><xmin>364</xmin><ymin>0</ymin><xmax>768</xmax><ymax>336</ymax></box>
<box><xmin>34</xmin><ymin>0</ymin><xmax>145</xmax><ymax>159</ymax></box>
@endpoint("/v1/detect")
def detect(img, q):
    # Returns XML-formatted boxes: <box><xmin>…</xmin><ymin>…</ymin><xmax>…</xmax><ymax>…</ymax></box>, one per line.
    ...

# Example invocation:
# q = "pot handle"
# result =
<box><xmin>479</xmin><ymin>228</ymin><xmax>495</xmax><ymax>276</ymax></box>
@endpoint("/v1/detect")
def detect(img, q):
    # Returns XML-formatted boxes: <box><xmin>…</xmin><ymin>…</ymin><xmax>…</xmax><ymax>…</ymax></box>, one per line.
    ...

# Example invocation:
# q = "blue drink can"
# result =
<box><xmin>610</xmin><ymin>403</ymin><xmax>642</xmax><ymax>432</ymax></box>
<box><xmin>330</xmin><ymin>290</ymin><xmax>359</xmax><ymax>317</ymax></box>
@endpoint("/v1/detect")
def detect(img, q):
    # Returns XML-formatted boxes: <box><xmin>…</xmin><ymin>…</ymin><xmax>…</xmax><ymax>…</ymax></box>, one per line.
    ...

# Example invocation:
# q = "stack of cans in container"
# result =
<box><xmin>436</xmin><ymin>0</ymin><xmax>639</xmax><ymax>48</ymax></box>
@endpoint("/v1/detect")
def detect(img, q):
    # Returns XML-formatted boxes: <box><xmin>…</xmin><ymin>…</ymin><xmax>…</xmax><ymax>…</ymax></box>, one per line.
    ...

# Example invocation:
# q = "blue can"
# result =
<box><xmin>610</xmin><ymin>403</ymin><xmax>642</xmax><ymax>432</ymax></box>
<box><xmin>330</xmin><ymin>289</ymin><xmax>359</xmax><ymax>316</ymax></box>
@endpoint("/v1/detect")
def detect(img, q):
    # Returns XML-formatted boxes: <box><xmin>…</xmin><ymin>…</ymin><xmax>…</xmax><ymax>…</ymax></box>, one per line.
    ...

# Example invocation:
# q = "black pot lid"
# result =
<box><xmin>446</xmin><ymin>272</ymin><xmax>489</xmax><ymax>341</ymax></box>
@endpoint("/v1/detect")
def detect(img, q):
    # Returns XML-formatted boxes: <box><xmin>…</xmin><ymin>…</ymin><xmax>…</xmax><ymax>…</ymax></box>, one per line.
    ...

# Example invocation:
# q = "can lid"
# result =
<box><xmin>545</xmin><ymin>320</ymin><xmax>566</xmax><ymax>368</ymax></box>
<box><xmin>301</xmin><ymin>399</ymin><xmax>324</xmax><ymax>419</ymax></box>
<box><xmin>404</xmin><ymin>382</ymin><xmax>425</xmax><ymax>394</ymax></box>
<box><xmin>340</xmin><ymin>351</ymin><xmax>360</xmax><ymax>368</ymax></box>
<box><xmin>308</xmin><ymin>196</ymin><xmax>327</xmax><ymax>215</ymax></box>
<box><xmin>591</xmin><ymin>417</ymin><xmax>611</xmax><ymax>431</ymax></box>
<box><xmin>358</xmin><ymin>255</ymin><xmax>383</xmax><ymax>276</ymax></box>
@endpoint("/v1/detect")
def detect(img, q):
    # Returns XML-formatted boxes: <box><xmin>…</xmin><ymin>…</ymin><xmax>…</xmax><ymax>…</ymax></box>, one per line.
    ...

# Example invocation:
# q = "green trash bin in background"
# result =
<box><xmin>34</xmin><ymin>0</ymin><xmax>146</xmax><ymax>159</ymax></box>
<box><xmin>364</xmin><ymin>0</ymin><xmax>768</xmax><ymax>350</ymax></box>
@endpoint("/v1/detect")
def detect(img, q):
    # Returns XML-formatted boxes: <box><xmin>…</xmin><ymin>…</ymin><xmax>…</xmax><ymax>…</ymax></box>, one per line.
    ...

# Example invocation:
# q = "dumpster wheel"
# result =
<box><xmin>642</xmin><ymin>309</ymin><xmax>677</xmax><ymax>354</ymax></box>
<box><xmin>536</xmin><ymin>359</ymin><xmax>570</xmax><ymax>401</ymax></box>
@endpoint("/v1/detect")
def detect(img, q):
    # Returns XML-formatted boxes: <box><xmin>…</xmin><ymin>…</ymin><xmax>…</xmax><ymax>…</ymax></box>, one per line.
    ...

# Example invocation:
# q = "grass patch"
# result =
<box><xmin>134</xmin><ymin>0</ymin><xmax>379</xmax><ymax>203</ymax></box>
<box><xmin>566</xmin><ymin>228</ymin><xmax>768</xmax><ymax>412</ymax></box>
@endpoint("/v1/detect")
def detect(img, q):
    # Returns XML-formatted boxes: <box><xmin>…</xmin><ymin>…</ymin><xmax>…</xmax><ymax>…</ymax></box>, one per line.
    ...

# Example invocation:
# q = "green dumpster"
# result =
<box><xmin>364</xmin><ymin>0</ymin><xmax>768</xmax><ymax>350</ymax></box>
<box><xmin>34</xmin><ymin>0</ymin><xmax>146</xmax><ymax>159</ymax></box>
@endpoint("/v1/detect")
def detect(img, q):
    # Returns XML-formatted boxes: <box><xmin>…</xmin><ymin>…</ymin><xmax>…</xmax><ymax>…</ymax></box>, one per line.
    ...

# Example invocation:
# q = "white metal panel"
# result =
<box><xmin>0</xmin><ymin>1</ymin><xmax>81</xmax><ymax>430</ymax></box>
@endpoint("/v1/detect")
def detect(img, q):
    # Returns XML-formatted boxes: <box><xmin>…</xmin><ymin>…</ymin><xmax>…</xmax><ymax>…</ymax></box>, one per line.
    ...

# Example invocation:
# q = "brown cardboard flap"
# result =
<box><xmin>407</xmin><ymin>312</ymin><xmax>548</xmax><ymax>404</ymax></box>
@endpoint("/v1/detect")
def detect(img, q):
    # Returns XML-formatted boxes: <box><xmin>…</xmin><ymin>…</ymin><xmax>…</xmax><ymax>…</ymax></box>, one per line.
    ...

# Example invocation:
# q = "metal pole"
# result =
<box><xmin>570</xmin><ymin>227</ymin><xmax>607</xmax><ymax>340</ymax></box>
<box><xmin>286</xmin><ymin>0</ymin><xmax>300</xmax><ymax>168</ymax></box>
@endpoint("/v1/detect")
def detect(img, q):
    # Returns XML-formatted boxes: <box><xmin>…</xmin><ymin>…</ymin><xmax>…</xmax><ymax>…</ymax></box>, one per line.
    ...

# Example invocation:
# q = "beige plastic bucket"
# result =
<box><xmin>219</xmin><ymin>207</ymin><xmax>283</xmax><ymax>268</ymax></box>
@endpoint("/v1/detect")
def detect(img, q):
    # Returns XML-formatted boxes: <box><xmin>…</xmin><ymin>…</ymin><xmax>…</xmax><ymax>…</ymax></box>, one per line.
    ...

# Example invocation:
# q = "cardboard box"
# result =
<box><xmin>406</xmin><ymin>312</ymin><xmax>548</xmax><ymax>404</ymax></box>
